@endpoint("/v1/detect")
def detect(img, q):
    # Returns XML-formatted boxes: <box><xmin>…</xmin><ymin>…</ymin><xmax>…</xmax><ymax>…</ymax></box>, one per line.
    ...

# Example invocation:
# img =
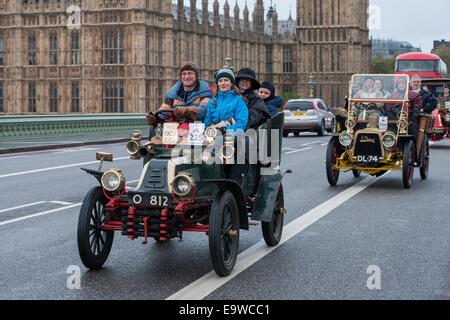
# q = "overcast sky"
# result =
<box><xmin>200</xmin><ymin>0</ymin><xmax>450</xmax><ymax>53</ymax></box>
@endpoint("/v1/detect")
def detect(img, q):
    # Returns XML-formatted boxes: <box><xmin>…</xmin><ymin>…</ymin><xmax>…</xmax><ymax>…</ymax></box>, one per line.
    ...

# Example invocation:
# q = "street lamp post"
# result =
<box><xmin>308</xmin><ymin>74</ymin><xmax>315</xmax><ymax>98</ymax></box>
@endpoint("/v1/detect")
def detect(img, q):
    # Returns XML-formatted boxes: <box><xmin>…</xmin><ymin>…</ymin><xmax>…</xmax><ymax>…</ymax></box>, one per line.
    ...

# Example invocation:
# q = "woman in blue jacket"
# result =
<box><xmin>202</xmin><ymin>68</ymin><xmax>249</xmax><ymax>134</ymax></box>
<box><xmin>202</xmin><ymin>68</ymin><xmax>249</xmax><ymax>185</ymax></box>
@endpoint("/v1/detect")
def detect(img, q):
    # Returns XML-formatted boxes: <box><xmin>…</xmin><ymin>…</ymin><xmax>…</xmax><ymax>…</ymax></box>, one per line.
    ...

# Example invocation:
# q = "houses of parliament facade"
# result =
<box><xmin>0</xmin><ymin>0</ymin><xmax>371</xmax><ymax>115</ymax></box>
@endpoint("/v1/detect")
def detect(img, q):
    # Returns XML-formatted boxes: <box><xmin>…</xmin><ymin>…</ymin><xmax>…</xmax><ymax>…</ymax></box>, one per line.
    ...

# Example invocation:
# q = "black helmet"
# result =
<box><xmin>236</xmin><ymin>68</ymin><xmax>261</xmax><ymax>90</ymax></box>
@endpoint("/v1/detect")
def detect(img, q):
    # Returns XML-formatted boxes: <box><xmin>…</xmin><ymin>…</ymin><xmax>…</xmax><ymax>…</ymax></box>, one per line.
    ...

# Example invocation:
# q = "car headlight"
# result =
<box><xmin>101</xmin><ymin>169</ymin><xmax>126</xmax><ymax>192</ymax></box>
<box><xmin>397</xmin><ymin>119</ymin><xmax>408</xmax><ymax>130</ymax></box>
<box><xmin>345</xmin><ymin>118</ymin><xmax>356</xmax><ymax>130</ymax></box>
<box><xmin>382</xmin><ymin>132</ymin><xmax>397</xmax><ymax>148</ymax></box>
<box><xmin>339</xmin><ymin>132</ymin><xmax>353</xmax><ymax>147</ymax></box>
<box><xmin>126</xmin><ymin>140</ymin><xmax>140</xmax><ymax>156</ymax></box>
<box><xmin>171</xmin><ymin>173</ymin><xmax>195</xmax><ymax>197</ymax></box>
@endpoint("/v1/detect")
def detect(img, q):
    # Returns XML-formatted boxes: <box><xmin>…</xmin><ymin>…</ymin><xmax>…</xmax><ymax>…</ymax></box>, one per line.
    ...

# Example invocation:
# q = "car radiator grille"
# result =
<box><xmin>354</xmin><ymin>133</ymin><xmax>382</xmax><ymax>157</ymax></box>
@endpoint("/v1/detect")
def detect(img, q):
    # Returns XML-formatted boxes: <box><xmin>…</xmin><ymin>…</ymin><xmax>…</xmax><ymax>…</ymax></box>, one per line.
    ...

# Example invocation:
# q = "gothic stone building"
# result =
<box><xmin>0</xmin><ymin>0</ymin><xmax>371</xmax><ymax>115</ymax></box>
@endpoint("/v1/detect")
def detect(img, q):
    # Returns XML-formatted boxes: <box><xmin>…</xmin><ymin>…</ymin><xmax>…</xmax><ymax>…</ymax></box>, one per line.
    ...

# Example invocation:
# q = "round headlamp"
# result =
<box><xmin>339</xmin><ymin>132</ymin><xmax>353</xmax><ymax>147</ymax></box>
<box><xmin>126</xmin><ymin>140</ymin><xmax>140</xmax><ymax>156</ymax></box>
<box><xmin>382</xmin><ymin>132</ymin><xmax>397</xmax><ymax>148</ymax></box>
<box><xmin>444</xmin><ymin>114</ymin><xmax>450</xmax><ymax>124</ymax></box>
<box><xmin>397</xmin><ymin>119</ymin><xmax>408</xmax><ymax>130</ymax></box>
<box><xmin>345</xmin><ymin>118</ymin><xmax>356</xmax><ymax>130</ymax></box>
<box><xmin>101</xmin><ymin>169</ymin><xmax>126</xmax><ymax>192</ymax></box>
<box><xmin>171</xmin><ymin>173</ymin><xmax>195</xmax><ymax>197</ymax></box>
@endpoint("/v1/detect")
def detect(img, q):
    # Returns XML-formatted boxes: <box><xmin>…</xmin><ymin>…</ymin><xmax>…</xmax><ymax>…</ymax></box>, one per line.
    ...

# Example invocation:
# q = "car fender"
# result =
<box><xmin>252</xmin><ymin>171</ymin><xmax>285</xmax><ymax>223</ymax></box>
<box><xmin>203</xmin><ymin>179</ymin><xmax>249</xmax><ymax>230</ymax></box>
<box><xmin>81</xmin><ymin>168</ymin><xmax>103</xmax><ymax>185</ymax></box>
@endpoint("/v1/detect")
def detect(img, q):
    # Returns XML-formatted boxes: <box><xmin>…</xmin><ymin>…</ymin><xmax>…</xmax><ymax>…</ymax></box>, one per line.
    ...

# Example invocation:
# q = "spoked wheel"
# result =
<box><xmin>77</xmin><ymin>186</ymin><xmax>114</xmax><ymax>270</ymax></box>
<box><xmin>402</xmin><ymin>140</ymin><xmax>415</xmax><ymax>189</ymax></box>
<box><xmin>352</xmin><ymin>169</ymin><xmax>361</xmax><ymax>178</ymax></box>
<box><xmin>420</xmin><ymin>136</ymin><xmax>430</xmax><ymax>180</ymax></box>
<box><xmin>262</xmin><ymin>184</ymin><xmax>285</xmax><ymax>247</ymax></box>
<box><xmin>326</xmin><ymin>138</ymin><xmax>340</xmax><ymax>186</ymax></box>
<box><xmin>209</xmin><ymin>191</ymin><xmax>240</xmax><ymax>277</ymax></box>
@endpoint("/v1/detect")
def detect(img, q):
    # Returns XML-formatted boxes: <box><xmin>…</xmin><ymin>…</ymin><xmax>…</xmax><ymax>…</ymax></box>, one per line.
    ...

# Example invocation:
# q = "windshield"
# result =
<box><xmin>350</xmin><ymin>74</ymin><xmax>409</xmax><ymax>101</ymax></box>
<box><xmin>285</xmin><ymin>101</ymin><xmax>314</xmax><ymax>111</ymax></box>
<box><xmin>395</xmin><ymin>60</ymin><xmax>437</xmax><ymax>73</ymax></box>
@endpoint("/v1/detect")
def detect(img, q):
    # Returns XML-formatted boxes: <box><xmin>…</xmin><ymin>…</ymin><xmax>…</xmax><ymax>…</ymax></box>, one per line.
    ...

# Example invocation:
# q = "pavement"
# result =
<box><xmin>0</xmin><ymin>132</ymin><xmax>149</xmax><ymax>155</ymax></box>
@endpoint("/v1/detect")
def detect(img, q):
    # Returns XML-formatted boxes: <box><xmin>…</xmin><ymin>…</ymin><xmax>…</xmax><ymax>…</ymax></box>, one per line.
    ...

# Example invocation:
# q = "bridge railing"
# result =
<box><xmin>0</xmin><ymin>114</ymin><xmax>149</xmax><ymax>140</ymax></box>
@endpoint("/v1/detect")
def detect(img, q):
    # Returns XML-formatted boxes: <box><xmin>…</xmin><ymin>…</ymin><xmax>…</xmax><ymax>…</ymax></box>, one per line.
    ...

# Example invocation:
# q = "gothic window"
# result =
<box><xmin>28</xmin><ymin>82</ymin><xmax>36</xmax><ymax>113</ymax></box>
<box><xmin>0</xmin><ymin>34</ymin><xmax>3</xmax><ymax>65</ymax></box>
<box><xmin>28</xmin><ymin>34</ymin><xmax>37</xmax><ymax>65</ymax></box>
<box><xmin>49</xmin><ymin>82</ymin><xmax>58</xmax><ymax>112</ymax></box>
<box><xmin>283</xmin><ymin>47</ymin><xmax>293</xmax><ymax>73</ymax></box>
<box><xmin>72</xmin><ymin>82</ymin><xmax>80</xmax><ymax>112</ymax></box>
<box><xmin>103</xmin><ymin>29</ymin><xmax>124</xmax><ymax>64</ymax></box>
<box><xmin>0</xmin><ymin>82</ymin><xmax>3</xmax><ymax>113</ymax></box>
<box><xmin>49</xmin><ymin>33</ymin><xmax>58</xmax><ymax>65</ymax></box>
<box><xmin>103</xmin><ymin>81</ymin><xmax>124</xmax><ymax>113</ymax></box>
<box><xmin>71</xmin><ymin>32</ymin><xmax>80</xmax><ymax>65</ymax></box>
<box><xmin>266</xmin><ymin>47</ymin><xmax>273</xmax><ymax>74</ymax></box>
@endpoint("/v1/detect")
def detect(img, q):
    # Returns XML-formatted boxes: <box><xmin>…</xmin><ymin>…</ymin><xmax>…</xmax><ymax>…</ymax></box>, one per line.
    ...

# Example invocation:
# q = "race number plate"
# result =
<box><xmin>356</xmin><ymin>155</ymin><xmax>379</xmax><ymax>163</ymax></box>
<box><xmin>188</xmin><ymin>123</ymin><xmax>205</xmax><ymax>145</ymax></box>
<box><xmin>162</xmin><ymin>123</ymin><xmax>179</xmax><ymax>145</ymax></box>
<box><xmin>446</xmin><ymin>101</ymin><xmax>450</xmax><ymax>109</ymax></box>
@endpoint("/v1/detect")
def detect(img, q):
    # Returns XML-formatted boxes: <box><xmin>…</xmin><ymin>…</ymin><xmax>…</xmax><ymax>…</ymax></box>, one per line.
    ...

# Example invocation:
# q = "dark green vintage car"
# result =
<box><xmin>77</xmin><ymin>110</ymin><xmax>290</xmax><ymax>276</ymax></box>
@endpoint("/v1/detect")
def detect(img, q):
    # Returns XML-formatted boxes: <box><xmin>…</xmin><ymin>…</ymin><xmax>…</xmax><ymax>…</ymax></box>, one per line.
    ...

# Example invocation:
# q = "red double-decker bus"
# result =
<box><xmin>395</xmin><ymin>52</ymin><xmax>447</xmax><ymax>79</ymax></box>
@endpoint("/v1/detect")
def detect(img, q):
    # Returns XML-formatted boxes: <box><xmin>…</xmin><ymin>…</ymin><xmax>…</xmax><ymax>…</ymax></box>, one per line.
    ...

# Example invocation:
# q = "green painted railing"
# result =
<box><xmin>0</xmin><ymin>114</ymin><xmax>149</xmax><ymax>140</ymax></box>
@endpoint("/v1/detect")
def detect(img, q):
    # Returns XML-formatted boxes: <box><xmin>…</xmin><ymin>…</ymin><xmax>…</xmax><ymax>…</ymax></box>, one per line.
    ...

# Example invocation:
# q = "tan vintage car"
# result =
<box><xmin>326</xmin><ymin>74</ymin><xmax>431</xmax><ymax>189</ymax></box>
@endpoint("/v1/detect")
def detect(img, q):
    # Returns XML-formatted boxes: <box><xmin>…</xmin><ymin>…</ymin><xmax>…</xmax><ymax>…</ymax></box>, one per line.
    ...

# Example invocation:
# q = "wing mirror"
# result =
<box><xmin>96</xmin><ymin>152</ymin><xmax>113</xmax><ymax>171</ymax></box>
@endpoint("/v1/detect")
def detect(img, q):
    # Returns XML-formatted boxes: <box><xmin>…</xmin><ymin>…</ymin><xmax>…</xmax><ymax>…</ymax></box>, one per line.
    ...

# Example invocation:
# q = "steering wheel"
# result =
<box><xmin>359</xmin><ymin>103</ymin><xmax>377</xmax><ymax>111</ymax></box>
<box><xmin>155</xmin><ymin>108</ymin><xmax>175</xmax><ymax>123</ymax></box>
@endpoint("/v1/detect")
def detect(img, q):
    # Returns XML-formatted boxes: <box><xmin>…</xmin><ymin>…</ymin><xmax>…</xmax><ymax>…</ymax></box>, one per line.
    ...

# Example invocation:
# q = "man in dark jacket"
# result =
<box><xmin>235</xmin><ymin>68</ymin><xmax>271</xmax><ymax>130</ymax></box>
<box><xmin>258</xmin><ymin>80</ymin><xmax>284</xmax><ymax>117</ymax></box>
<box><xmin>411</xmin><ymin>74</ymin><xmax>437</xmax><ymax>114</ymax></box>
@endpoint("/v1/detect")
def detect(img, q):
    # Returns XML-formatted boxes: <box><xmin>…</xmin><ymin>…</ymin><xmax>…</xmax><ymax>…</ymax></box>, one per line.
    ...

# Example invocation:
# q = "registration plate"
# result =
<box><xmin>130</xmin><ymin>193</ymin><xmax>172</xmax><ymax>208</ymax></box>
<box><xmin>292</xmin><ymin>112</ymin><xmax>305</xmax><ymax>116</ymax></box>
<box><xmin>356</xmin><ymin>155</ymin><xmax>379</xmax><ymax>163</ymax></box>
<box><xmin>162</xmin><ymin>123</ymin><xmax>179</xmax><ymax>145</ymax></box>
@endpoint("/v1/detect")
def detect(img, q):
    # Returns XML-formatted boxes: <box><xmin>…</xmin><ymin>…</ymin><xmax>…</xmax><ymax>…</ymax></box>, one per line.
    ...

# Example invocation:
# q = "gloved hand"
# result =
<box><xmin>185</xmin><ymin>107</ymin><xmax>199</xmax><ymax>120</ymax></box>
<box><xmin>173</xmin><ymin>107</ymin><xmax>187</xmax><ymax>118</ymax></box>
<box><xmin>146</xmin><ymin>112</ymin><xmax>157</xmax><ymax>127</ymax></box>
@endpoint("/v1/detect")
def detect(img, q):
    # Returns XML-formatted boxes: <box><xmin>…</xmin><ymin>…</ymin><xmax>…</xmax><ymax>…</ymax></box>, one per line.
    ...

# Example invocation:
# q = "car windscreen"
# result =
<box><xmin>285</xmin><ymin>101</ymin><xmax>314</xmax><ymax>111</ymax></box>
<box><xmin>395</xmin><ymin>60</ymin><xmax>437</xmax><ymax>72</ymax></box>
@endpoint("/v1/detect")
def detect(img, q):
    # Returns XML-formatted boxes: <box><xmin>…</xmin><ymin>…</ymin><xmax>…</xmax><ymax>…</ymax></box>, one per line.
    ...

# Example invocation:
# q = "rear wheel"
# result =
<box><xmin>283</xmin><ymin>129</ymin><xmax>289</xmax><ymax>137</ymax></box>
<box><xmin>420</xmin><ymin>137</ymin><xmax>430</xmax><ymax>180</ymax></box>
<box><xmin>209</xmin><ymin>191</ymin><xmax>240</xmax><ymax>277</ymax></box>
<box><xmin>326</xmin><ymin>138</ymin><xmax>340</xmax><ymax>186</ymax></box>
<box><xmin>262</xmin><ymin>185</ymin><xmax>284</xmax><ymax>247</ymax></box>
<box><xmin>77</xmin><ymin>187</ymin><xmax>114</xmax><ymax>270</ymax></box>
<box><xmin>402</xmin><ymin>140</ymin><xmax>415</xmax><ymax>189</ymax></box>
<box><xmin>317</xmin><ymin>121</ymin><xmax>326</xmax><ymax>136</ymax></box>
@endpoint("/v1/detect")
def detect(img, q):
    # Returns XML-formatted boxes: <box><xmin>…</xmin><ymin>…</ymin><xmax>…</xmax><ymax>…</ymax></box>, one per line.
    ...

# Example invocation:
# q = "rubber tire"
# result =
<box><xmin>402</xmin><ymin>140</ymin><xmax>415</xmax><ymax>189</ymax></box>
<box><xmin>77</xmin><ymin>186</ymin><xmax>114</xmax><ymax>270</ymax></box>
<box><xmin>317</xmin><ymin>121</ymin><xmax>326</xmax><ymax>136</ymax></box>
<box><xmin>262</xmin><ymin>185</ymin><xmax>285</xmax><ymax>247</ymax></box>
<box><xmin>283</xmin><ymin>130</ymin><xmax>289</xmax><ymax>138</ymax></box>
<box><xmin>420</xmin><ymin>137</ymin><xmax>430</xmax><ymax>180</ymax></box>
<box><xmin>326</xmin><ymin>138</ymin><xmax>340</xmax><ymax>186</ymax></box>
<box><xmin>209</xmin><ymin>191</ymin><xmax>240</xmax><ymax>277</ymax></box>
<box><xmin>352</xmin><ymin>169</ymin><xmax>362</xmax><ymax>178</ymax></box>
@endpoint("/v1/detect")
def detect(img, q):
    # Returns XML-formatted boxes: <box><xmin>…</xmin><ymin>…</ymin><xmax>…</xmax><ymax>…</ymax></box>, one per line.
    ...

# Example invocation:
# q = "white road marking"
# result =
<box><xmin>166</xmin><ymin>174</ymin><xmax>385</xmax><ymax>300</ymax></box>
<box><xmin>48</xmin><ymin>201</ymin><xmax>73</xmax><ymax>205</ymax></box>
<box><xmin>285</xmin><ymin>147</ymin><xmax>312</xmax><ymax>154</ymax></box>
<box><xmin>0</xmin><ymin>155</ymin><xmax>28</xmax><ymax>161</ymax></box>
<box><xmin>0</xmin><ymin>201</ymin><xmax>47</xmax><ymax>214</ymax></box>
<box><xmin>0</xmin><ymin>156</ymin><xmax>129</xmax><ymax>179</ymax></box>
<box><xmin>0</xmin><ymin>203</ymin><xmax>82</xmax><ymax>227</ymax></box>
<box><xmin>302</xmin><ymin>141</ymin><xmax>324</xmax><ymax>146</ymax></box>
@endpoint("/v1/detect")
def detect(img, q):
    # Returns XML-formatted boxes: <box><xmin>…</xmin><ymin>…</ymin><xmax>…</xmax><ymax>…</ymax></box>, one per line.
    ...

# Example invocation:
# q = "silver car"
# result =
<box><xmin>282</xmin><ymin>98</ymin><xmax>336</xmax><ymax>137</ymax></box>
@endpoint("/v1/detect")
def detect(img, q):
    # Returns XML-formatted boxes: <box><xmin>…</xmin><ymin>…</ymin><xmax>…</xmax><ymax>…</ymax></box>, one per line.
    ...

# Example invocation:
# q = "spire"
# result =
<box><xmin>202</xmin><ymin>0</ymin><xmax>209</xmax><ymax>25</ymax></box>
<box><xmin>213</xmin><ymin>0</ymin><xmax>219</xmax><ymax>27</ymax></box>
<box><xmin>243</xmin><ymin>1</ymin><xmax>250</xmax><ymax>32</ymax></box>
<box><xmin>234</xmin><ymin>1</ymin><xmax>240</xmax><ymax>32</ymax></box>
<box><xmin>267</xmin><ymin>0</ymin><xmax>274</xmax><ymax>19</ymax></box>
<box><xmin>177</xmin><ymin>0</ymin><xmax>185</xmax><ymax>22</ymax></box>
<box><xmin>190</xmin><ymin>0</ymin><xmax>198</xmax><ymax>23</ymax></box>
<box><xmin>224</xmin><ymin>0</ymin><xmax>230</xmax><ymax>29</ymax></box>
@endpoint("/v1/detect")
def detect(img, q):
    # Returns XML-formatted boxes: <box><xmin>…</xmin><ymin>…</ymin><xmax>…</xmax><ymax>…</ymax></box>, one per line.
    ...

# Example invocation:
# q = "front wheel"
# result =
<box><xmin>402</xmin><ymin>140</ymin><xmax>415</xmax><ymax>189</ymax></box>
<box><xmin>77</xmin><ymin>187</ymin><xmax>114</xmax><ymax>270</ymax></box>
<box><xmin>326</xmin><ymin>138</ymin><xmax>340</xmax><ymax>186</ymax></box>
<box><xmin>420</xmin><ymin>137</ymin><xmax>430</xmax><ymax>180</ymax></box>
<box><xmin>209</xmin><ymin>191</ymin><xmax>240</xmax><ymax>277</ymax></box>
<box><xmin>262</xmin><ymin>185</ymin><xmax>285</xmax><ymax>247</ymax></box>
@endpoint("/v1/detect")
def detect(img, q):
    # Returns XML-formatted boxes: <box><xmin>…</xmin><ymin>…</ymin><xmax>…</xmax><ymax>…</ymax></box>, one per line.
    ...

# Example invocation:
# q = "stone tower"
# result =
<box><xmin>296</xmin><ymin>0</ymin><xmax>372</xmax><ymax>107</ymax></box>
